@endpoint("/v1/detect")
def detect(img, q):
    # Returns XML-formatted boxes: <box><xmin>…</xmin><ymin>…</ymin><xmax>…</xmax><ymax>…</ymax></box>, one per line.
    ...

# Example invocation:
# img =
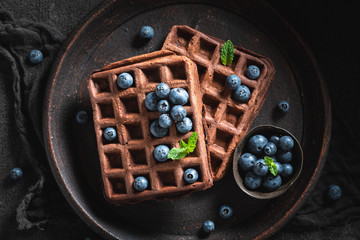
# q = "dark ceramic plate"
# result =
<box><xmin>43</xmin><ymin>0</ymin><xmax>331</xmax><ymax>239</ymax></box>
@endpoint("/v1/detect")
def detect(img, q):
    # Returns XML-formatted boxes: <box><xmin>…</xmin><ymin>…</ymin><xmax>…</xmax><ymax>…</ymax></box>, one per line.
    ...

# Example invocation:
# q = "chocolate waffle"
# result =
<box><xmin>88</xmin><ymin>50</ymin><xmax>213</xmax><ymax>204</ymax></box>
<box><xmin>162</xmin><ymin>25</ymin><xmax>275</xmax><ymax>181</ymax></box>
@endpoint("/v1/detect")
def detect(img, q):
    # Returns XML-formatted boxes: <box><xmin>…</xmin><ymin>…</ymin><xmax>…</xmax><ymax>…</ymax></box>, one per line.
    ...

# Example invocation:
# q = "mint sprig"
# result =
<box><xmin>167</xmin><ymin>132</ymin><xmax>198</xmax><ymax>160</ymax></box>
<box><xmin>264</xmin><ymin>156</ymin><xmax>278</xmax><ymax>176</ymax></box>
<box><xmin>220</xmin><ymin>40</ymin><xmax>235</xmax><ymax>66</ymax></box>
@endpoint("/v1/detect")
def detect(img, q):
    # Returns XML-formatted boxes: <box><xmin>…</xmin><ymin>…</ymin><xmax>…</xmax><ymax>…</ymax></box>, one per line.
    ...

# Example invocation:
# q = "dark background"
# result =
<box><xmin>1</xmin><ymin>0</ymin><xmax>359</xmax><ymax>239</ymax></box>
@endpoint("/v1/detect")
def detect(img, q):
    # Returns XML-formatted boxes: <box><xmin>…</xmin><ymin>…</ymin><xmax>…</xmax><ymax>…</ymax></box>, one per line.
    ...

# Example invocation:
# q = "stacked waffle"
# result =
<box><xmin>88</xmin><ymin>25</ymin><xmax>275</xmax><ymax>204</ymax></box>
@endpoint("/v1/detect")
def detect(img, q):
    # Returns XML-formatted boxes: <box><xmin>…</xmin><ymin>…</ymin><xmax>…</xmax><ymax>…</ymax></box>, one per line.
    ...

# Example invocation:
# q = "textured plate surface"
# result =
<box><xmin>43</xmin><ymin>0</ymin><xmax>331</xmax><ymax>239</ymax></box>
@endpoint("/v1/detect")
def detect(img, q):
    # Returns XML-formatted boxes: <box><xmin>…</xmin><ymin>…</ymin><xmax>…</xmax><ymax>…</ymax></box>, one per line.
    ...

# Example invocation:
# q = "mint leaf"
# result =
<box><xmin>179</xmin><ymin>139</ymin><xmax>187</xmax><ymax>149</ymax></box>
<box><xmin>264</xmin><ymin>156</ymin><xmax>278</xmax><ymax>176</ymax></box>
<box><xmin>167</xmin><ymin>132</ymin><xmax>199</xmax><ymax>160</ymax></box>
<box><xmin>167</xmin><ymin>147</ymin><xmax>188</xmax><ymax>160</ymax></box>
<box><xmin>220</xmin><ymin>40</ymin><xmax>235</xmax><ymax>66</ymax></box>
<box><xmin>187</xmin><ymin>132</ymin><xmax>198</xmax><ymax>153</ymax></box>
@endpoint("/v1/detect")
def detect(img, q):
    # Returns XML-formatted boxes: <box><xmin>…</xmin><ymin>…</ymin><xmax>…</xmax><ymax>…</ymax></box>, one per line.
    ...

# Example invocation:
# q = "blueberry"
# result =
<box><xmin>253</xmin><ymin>159</ymin><xmax>269</xmax><ymax>176</ymax></box>
<box><xmin>238</xmin><ymin>152</ymin><xmax>257</xmax><ymax>171</ymax></box>
<box><xmin>277</xmin><ymin>100</ymin><xmax>290</xmax><ymax>112</ymax></box>
<box><xmin>155</xmin><ymin>83</ymin><xmax>170</xmax><ymax>98</ymax></box>
<box><xmin>263</xmin><ymin>142</ymin><xmax>277</xmax><ymax>156</ymax></box>
<box><xmin>104</xmin><ymin>127</ymin><xmax>117</xmax><ymax>141</ymax></box>
<box><xmin>139</xmin><ymin>26</ymin><xmax>154</xmax><ymax>40</ymax></box>
<box><xmin>280</xmin><ymin>163</ymin><xmax>293</xmax><ymax>177</ymax></box>
<box><xmin>117</xmin><ymin>72</ymin><xmax>133</xmax><ymax>89</ymax></box>
<box><xmin>145</xmin><ymin>92</ymin><xmax>160</xmax><ymax>111</ymax></box>
<box><xmin>169</xmin><ymin>88</ymin><xmax>189</xmax><ymax>105</ymax></box>
<box><xmin>28</xmin><ymin>49</ymin><xmax>43</xmax><ymax>64</ymax></box>
<box><xmin>133</xmin><ymin>176</ymin><xmax>148</xmax><ymax>192</ymax></box>
<box><xmin>262</xmin><ymin>174</ymin><xmax>282</xmax><ymax>192</ymax></box>
<box><xmin>10</xmin><ymin>167</ymin><xmax>23</xmax><ymax>180</ymax></box>
<box><xmin>176</xmin><ymin>117</ymin><xmax>193</xmax><ymax>133</ymax></box>
<box><xmin>244</xmin><ymin>171</ymin><xmax>262</xmax><ymax>190</ymax></box>
<box><xmin>154</xmin><ymin>145</ymin><xmax>170</xmax><ymax>162</ymax></box>
<box><xmin>246</xmin><ymin>65</ymin><xmax>260</xmax><ymax>79</ymax></box>
<box><xmin>269</xmin><ymin>135</ymin><xmax>280</xmax><ymax>145</ymax></box>
<box><xmin>170</xmin><ymin>105</ymin><xmax>187</xmax><ymax>121</ymax></box>
<box><xmin>233</xmin><ymin>85</ymin><xmax>251</xmax><ymax>103</ymax></box>
<box><xmin>327</xmin><ymin>184</ymin><xmax>342</xmax><ymax>200</ymax></box>
<box><xmin>183</xmin><ymin>168</ymin><xmax>198</xmax><ymax>184</ymax></box>
<box><xmin>219</xmin><ymin>205</ymin><xmax>233</xmax><ymax>219</ymax></box>
<box><xmin>150</xmin><ymin>120</ymin><xmax>168</xmax><ymax>138</ymax></box>
<box><xmin>75</xmin><ymin>110</ymin><xmax>88</xmax><ymax>124</ymax></box>
<box><xmin>226</xmin><ymin>74</ymin><xmax>241</xmax><ymax>90</ymax></box>
<box><xmin>274</xmin><ymin>161</ymin><xmax>284</xmax><ymax>175</ymax></box>
<box><xmin>279</xmin><ymin>136</ymin><xmax>294</xmax><ymax>152</ymax></box>
<box><xmin>277</xmin><ymin>151</ymin><xmax>292</xmax><ymax>163</ymax></box>
<box><xmin>203</xmin><ymin>220</ymin><xmax>215</xmax><ymax>233</ymax></box>
<box><xmin>247</xmin><ymin>134</ymin><xmax>268</xmax><ymax>155</ymax></box>
<box><xmin>158</xmin><ymin>114</ymin><xmax>172</xmax><ymax>128</ymax></box>
<box><xmin>157</xmin><ymin>99</ymin><xmax>170</xmax><ymax>113</ymax></box>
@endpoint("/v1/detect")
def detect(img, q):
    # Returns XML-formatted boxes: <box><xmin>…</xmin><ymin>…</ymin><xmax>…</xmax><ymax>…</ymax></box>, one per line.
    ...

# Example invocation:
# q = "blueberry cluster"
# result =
<box><xmin>146</xmin><ymin>83</ymin><xmax>193</xmax><ymax>137</ymax></box>
<box><xmin>226</xmin><ymin>65</ymin><xmax>261</xmax><ymax>103</ymax></box>
<box><xmin>238</xmin><ymin>134</ymin><xmax>295</xmax><ymax>192</ymax></box>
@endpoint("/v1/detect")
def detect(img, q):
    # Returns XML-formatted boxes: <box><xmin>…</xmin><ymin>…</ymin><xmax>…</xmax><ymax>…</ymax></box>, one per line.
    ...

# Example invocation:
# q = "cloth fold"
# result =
<box><xmin>0</xmin><ymin>8</ymin><xmax>64</xmax><ymax>230</ymax></box>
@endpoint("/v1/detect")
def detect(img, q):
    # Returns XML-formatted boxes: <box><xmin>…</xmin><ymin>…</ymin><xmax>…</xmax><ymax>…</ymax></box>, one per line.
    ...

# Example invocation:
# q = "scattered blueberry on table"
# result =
<box><xmin>233</xmin><ymin>84</ymin><xmax>251</xmax><ymax>103</ymax></box>
<box><xmin>327</xmin><ymin>184</ymin><xmax>342</xmax><ymax>200</ymax></box>
<box><xmin>103</xmin><ymin>127</ymin><xmax>117</xmax><ymax>141</ymax></box>
<box><xmin>139</xmin><ymin>26</ymin><xmax>154</xmax><ymax>40</ymax></box>
<box><xmin>75</xmin><ymin>110</ymin><xmax>88</xmax><ymax>124</ymax></box>
<box><xmin>277</xmin><ymin>100</ymin><xmax>290</xmax><ymax>112</ymax></box>
<box><xmin>117</xmin><ymin>72</ymin><xmax>133</xmax><ymax>89</ymax></box>
<box><xmin>154</xmin><ymin>145</ymin><xmax>170</xmax><ymax>162</ymax></box>
<box><xmin>225</xmin><ymin>74</ymin><xmax>241</xmax><ymax>90</ymax></box>
<box><xmin>183</xmin><ymin>168</ymin><xmax>198</xmax><ymax>184</ymax></box>
<box><xmin>219</xmin><ymin>205</ymin><xmax>233</xmax><ymax>219</ymax></box>
<box><xmin>133</xmin><ymin>176</ymin><xmax>148</xmax><ymax>192</ymax></box>
<box><xmin>28</xmin><ymin>49</ymin><xmax>43</xmax><ymax>64</ymax></box>
<box><xmin>246</xmin><ymin>65</ymin><xmax>260</xmax><ymax>79</ymax></box>
<box><xmin>10</xmin><ymin>167</ymin><xmax>23</xmax><ymax>180</ymax></box>
<box><xmin>202</xmin><ymin>220</ymin><xmax>215</xmax><ymax>233</ymax></box>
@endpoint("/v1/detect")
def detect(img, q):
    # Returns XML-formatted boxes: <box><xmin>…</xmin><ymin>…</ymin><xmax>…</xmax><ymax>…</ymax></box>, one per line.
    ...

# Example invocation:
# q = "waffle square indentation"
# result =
<box><xmin>196</xmin><ymin>38</ymin><xmax>217</xmax><ymax>60</ymax></box>
<box><xmin>109</xmin><ymin>177</ymin><xmax>127</xmax><ymax>194</ymax></box>
<box><xmin>214</xmin><ymin>129</ymin><xmax>233</xmax><ymax>152</ymax></box>
<box><xmin>91</xmin><ymin>77</ymin><xmax>110</xmax><ymax>95</ymax></box>
<box><xmin>175</xmin><ymin>27</ymin><xmax>194</xmax><ymax>50</ymax></box>
<box><xmin>97</xmin><ymin>101</ymin><xmax>115</xmax><ymax>119</ymax></box>
<box><xmin>128</xmin><ymin>148</ymin><xmax>147</xmax><ymax>166</ymax></box>
<box><xmin>202</xmin><ymin>94</ymin><xmax>220</xmax><ymax>119</ymax></box>
<box><xmin>157</xmin><ymin>171</ymin><xmax>177</xmax><ymax>188</ymax></box>
<box><xmin>105</xmin><ymin>151</ymin><xmax>123</xmax><ymax>170</ymax></box>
